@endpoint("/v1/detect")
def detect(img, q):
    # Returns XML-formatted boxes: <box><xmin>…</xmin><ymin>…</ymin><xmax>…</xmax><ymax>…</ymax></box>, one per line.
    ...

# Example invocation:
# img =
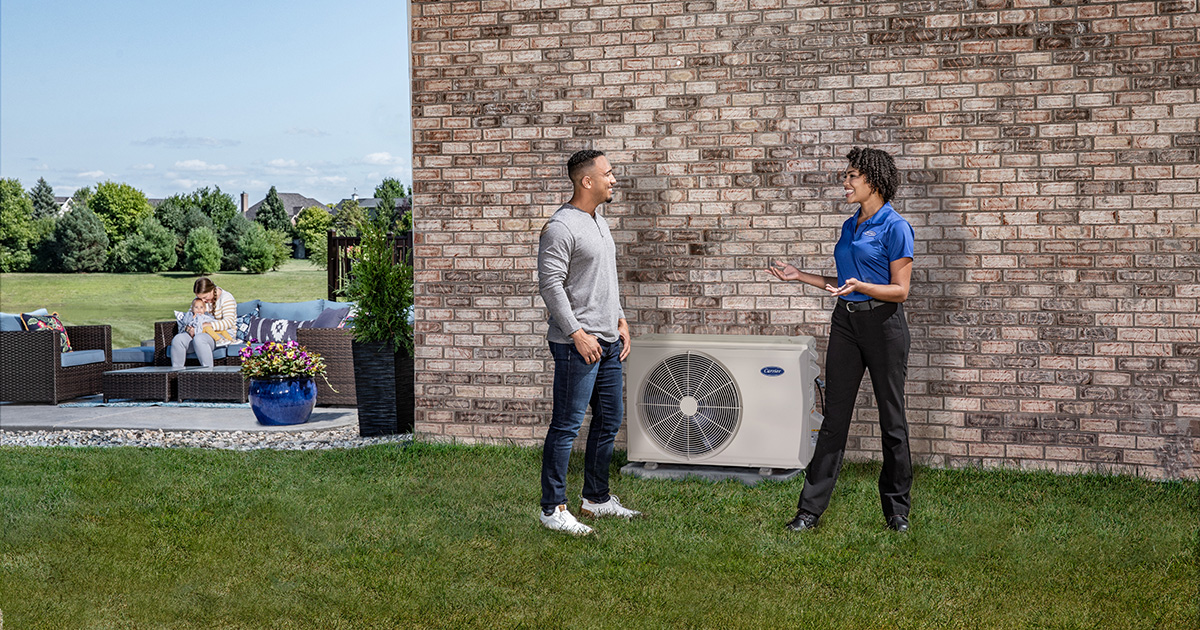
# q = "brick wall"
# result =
<box><xmin>410</xmin><ymin>0</ymin><xmax>1199</xmax><ymax>480</ymax></box>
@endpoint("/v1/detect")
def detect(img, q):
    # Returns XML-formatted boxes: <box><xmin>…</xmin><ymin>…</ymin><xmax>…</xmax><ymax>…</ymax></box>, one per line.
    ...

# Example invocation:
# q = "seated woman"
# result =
<box><xmin>170</xmin><ymin>277</ymin><xmax>237</xmax><ymax>368</ymax></box>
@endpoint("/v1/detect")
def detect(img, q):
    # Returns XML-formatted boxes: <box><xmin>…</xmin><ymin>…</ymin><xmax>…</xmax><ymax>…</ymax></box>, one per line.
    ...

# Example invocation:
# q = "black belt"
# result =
<box><xmin>840</xmin><ymin>298</ymin><xmax>888</xmax><ymax>312</ymax></box>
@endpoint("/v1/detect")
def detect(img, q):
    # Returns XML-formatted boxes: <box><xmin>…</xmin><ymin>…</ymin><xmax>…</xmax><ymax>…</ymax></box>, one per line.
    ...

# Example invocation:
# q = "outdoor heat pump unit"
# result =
<box><xmin>626</xmin><ymin>334</ymin><xmax>824</xmax><ymax>471</ymax></box>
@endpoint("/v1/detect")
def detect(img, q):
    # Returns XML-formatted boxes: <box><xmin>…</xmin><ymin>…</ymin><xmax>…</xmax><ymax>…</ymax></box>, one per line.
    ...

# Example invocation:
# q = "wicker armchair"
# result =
<box><xmin>152</xmin><ymin>320</ymin><xmax>356</xmax><ymax>405</ymax></box>
<box><xmin>0</xmin><ymin>325</ymin><xmax>112</xmax><ymax>403</ymax></box>
<box><xmin>296</xmin><ymin>327</ymin><xmax>356</xmax><ymax>406</ymax></box>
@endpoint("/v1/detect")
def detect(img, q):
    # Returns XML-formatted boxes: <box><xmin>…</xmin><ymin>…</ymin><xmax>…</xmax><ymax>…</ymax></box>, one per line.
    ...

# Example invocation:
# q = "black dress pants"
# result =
<box><xmin>798</xmin><ymin>300</ymin><xmax>912</xmax><ymax>518</ymax></box>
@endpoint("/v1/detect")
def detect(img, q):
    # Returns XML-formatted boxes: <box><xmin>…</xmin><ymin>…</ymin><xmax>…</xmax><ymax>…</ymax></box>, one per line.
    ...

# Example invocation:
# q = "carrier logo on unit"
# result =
<box><xmin>760</xmin><ymin>366</ymin><xmax>785</xmax><ymax>377</ymax></box>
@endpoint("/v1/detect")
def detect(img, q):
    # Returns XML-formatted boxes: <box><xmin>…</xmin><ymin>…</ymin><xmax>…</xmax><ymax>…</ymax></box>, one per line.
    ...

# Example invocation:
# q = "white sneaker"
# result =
<box><xmin>580</xmin><ymin>495</ymin><xmax>642</xmax><ymax>519</ymax></box>
<box><xmin>540</xmin><ymin>504</ymin><xmax>594</xmax><ymax>536</ymax></box>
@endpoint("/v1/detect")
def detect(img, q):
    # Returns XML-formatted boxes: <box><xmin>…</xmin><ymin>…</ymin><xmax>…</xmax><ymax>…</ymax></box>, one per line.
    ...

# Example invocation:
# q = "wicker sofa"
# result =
<box><xmin>0</xmin><ymin>310</ymin><xmax>112</xmax><ymax>404</ymax></box>
<box><xmin>153</xmin><ymin>299</ymin><xmax>356</xmax><ymax>406</ymax></box>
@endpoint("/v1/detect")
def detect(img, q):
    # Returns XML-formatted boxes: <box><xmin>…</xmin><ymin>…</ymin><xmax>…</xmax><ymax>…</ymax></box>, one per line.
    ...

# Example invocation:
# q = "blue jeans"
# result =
<box><xmin>540</xmin><ymin>337</ymin><xmax>624</xmax><ymax>512</ymax></box>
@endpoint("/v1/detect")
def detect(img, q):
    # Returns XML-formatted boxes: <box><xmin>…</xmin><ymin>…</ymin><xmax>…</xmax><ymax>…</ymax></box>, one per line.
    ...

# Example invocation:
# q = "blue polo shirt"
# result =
<box><xmin>833</xmin><ymin>202</ymin><xmax>914</xmax><ymax>302</ymax></box>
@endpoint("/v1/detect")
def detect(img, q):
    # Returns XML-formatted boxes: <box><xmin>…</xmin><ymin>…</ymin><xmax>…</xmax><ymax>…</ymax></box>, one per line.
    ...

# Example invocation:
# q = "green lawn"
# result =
<box><xmin>0</xmin><ymin>443</ymin><xmax>1194</xmax><ymax>629</ymax></box>
<box><xmin>0</xmin><ymin>260</ymin><xmax>327</xmax><ymax>348</ymax></box>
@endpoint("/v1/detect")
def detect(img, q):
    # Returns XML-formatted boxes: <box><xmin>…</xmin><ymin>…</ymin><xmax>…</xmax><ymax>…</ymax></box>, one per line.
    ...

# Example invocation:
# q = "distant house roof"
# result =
<box><xmin>245</xmin><ymin>193</ymin><xmax>326</xmax><ymax>221</ymax></box>
<box><xmin>334</xmin><ymin>196</ymin><xmax>411</xmax><ymax>217</ymax></box>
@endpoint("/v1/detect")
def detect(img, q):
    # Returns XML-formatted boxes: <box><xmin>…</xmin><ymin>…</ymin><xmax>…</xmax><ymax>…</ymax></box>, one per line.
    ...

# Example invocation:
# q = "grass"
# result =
<box><xmin>0</xmin><ymin>260</ymin><xmax>327</xmax><ymax>348</ymax></box>
<box><xmin>0</xmin><ymin>442</ymin><xmax>1195</xmax><ymax>629</ymax></box>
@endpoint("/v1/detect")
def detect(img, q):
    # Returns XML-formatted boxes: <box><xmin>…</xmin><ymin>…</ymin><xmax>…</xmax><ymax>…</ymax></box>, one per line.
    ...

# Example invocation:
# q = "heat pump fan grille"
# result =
<box><xmin>639</xmin><ymin>351</ymin><xmax>741</xmax><ymax>457</ymax></box>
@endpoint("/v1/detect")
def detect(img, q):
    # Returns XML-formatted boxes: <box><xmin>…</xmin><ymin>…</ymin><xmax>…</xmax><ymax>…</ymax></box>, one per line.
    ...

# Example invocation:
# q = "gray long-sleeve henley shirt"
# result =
<box><xmin>537</xmin><ymin>203</ymin><xmax>625</xmax><ymax>344</ymax></box>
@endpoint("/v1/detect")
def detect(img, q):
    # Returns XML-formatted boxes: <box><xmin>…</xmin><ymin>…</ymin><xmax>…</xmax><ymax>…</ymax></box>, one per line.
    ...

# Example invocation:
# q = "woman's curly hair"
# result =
<box><xmin>846</xmin><ymin>147</ymin><xmax>899</xmax><ymax>203</ymax></box>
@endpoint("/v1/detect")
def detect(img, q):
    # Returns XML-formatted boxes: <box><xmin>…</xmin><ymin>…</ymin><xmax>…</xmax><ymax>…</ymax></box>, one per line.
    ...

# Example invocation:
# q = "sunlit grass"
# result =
<box><xmin>1</xmin><ymin>443</ymin><xmax>1194</xmax><ymax>629</ymax></box>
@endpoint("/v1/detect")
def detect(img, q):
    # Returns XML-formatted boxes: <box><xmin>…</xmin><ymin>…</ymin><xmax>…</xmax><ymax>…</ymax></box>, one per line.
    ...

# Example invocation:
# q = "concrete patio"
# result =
<box><xmin>0</xmin><ymin>396</ymin><xmax>357</xmax><ymax>433</ymax></box>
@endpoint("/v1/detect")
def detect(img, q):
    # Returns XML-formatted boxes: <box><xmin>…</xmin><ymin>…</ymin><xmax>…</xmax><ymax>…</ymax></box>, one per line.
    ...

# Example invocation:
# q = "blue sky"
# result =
<box><xmin>1</xmin><ymin>0</ymin><xmax>411</xmax><ymax>206</ymax></box>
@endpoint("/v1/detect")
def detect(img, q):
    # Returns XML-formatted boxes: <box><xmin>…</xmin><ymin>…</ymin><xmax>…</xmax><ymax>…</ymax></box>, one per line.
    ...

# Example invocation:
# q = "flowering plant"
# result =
<box><xmin>239</xmin><ymin>340</ymin><xmax>330</xmax><ymax>383</ymax></box>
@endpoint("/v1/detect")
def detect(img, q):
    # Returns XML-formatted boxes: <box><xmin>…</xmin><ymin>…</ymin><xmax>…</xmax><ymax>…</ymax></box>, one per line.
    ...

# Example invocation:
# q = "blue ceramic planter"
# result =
<box><xmin>248</xmin><ymin>376</ymin><xmax>317</xmax><ymax>426</ymax></box>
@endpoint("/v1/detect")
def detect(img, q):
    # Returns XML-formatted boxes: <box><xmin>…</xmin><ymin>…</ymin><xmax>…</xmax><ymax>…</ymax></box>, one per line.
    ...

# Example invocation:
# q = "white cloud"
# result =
<box><xmin>174</xmin><ymin>160</ymin><xmax>228</xmax><ymax>172</ymax></box>
<box><xmin>79</xmin><ymin>170</ymin><xmax>105</xmax><ymax>178</ymax></box>
<box><xmin>364</xmin><ymin>152</ymin><xmax>402</xmax><ymax>165</ymax></box>
<box><xmin>284</xmin><ymin>127</ymin><xmax>329</xmax><ymax>137</ymax></box>
<box><xmin>268</xmin><ymin>159</ymin><xmax>299</xmax><ymax>168</ymax></box>
<box><xmin>305</xmin><ymin>175</ymin><xmax>347</xmax><ymax>185</ymax></box>
<box><xmin>172</xmin><ymin>178</ymin><xmax>201</xmax><ymax>189</ymax></box>
<box><xmin>134</xmin><ymin>135</ymin><xmax>240</xmax><ymax>148</ymax></box>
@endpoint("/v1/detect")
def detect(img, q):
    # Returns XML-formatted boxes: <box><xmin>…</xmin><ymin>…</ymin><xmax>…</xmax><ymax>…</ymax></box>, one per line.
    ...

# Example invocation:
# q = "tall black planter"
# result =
<box><xmin>351</xmin><ymin>340</ymin><xmax>415</xmax><ymax>436</ymax></box>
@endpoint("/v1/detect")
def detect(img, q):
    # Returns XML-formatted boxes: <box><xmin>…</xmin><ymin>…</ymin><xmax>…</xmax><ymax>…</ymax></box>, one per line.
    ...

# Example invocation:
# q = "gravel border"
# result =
<box><xmin>0</xmin><ymin>428</ymin><xmax>413</xmax><ymax>451</ymax></box>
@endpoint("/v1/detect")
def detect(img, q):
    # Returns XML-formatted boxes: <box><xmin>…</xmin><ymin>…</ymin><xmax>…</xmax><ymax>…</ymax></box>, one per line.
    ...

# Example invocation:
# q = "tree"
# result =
<box><xmin>51</xmin><ymin>205</ymin><xmax>109</xmax><ymax>272</ymax></box>
<box><xmin>267</xmin><ymin>228</ymin><xmax>292</xmax><ymax>270</ymax></box>
<box><xmin>395</xmin><ymin>196</ymin><xmax>413</xmax><ymax>233</ymax></box>
<box><xmin>218</xmin><ymin>213</ymin><xmax>252</xmax><ymax>271</ymax></box>
<box><xmin>255</xmin><ymin>186</ymin><xmax>292</xmax><ymax>236</ymax></box>
<box><xmin>295</xmin><ymin>205</ymin><xmax>332</xmax><ymax>268</ymax></box>
<box><xmin>30</xmin><ymin>178</ymin><xmax>58</xmax><ymax>220</ymax></box>
<box><xmin>71</xmin><ymin>186</ymin><xmax>93</xmax><ymax>210</ymax></box>
<box><xmin>238</xmin><ymin>223</ymin><xmax>276</xmax><ymax>274</ymax></box>
<box><xmin>110</xmin><ymin>217</ymin><xmax>176</xmax><ymax>272</ymax></box>
<box><xmin>195</xmin><ymin>186</ymin><xmax>237</xmax><ymax>231</ymax></box>
<box><xmin>184</xmin><ymin>227</ymin><xmax>222</xmax><ymax>275</ymax></box>
<box><xmin>374</xmin><ymin>177</ymin><xmax>409</xmax><ymax>201</ymax></box>
<box><xmin>89</xmin><ymin>181</ymin><xmax>152</xmax><ymax>247</ymax></box>
<box><xmin>332</xmin><ymin>199</ymin><xmax>365</xmax><ymax>236</ymax></box>
<box><xmin>0</xmin><ymin>179</ymin><xmax>37</xmax><ymax>272</ymax></box>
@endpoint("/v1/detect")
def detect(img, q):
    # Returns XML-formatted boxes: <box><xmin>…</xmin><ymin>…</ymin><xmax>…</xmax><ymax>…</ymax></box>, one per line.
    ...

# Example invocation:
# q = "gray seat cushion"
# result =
<box><xmin>61</xmin><ymin>349</ymin><xmax>106</xmax><ymax>368</ymax></box>
<box><xmin>112</xmin><ymin>346</ymin><xmax>155</xmax><ymax>363</ymax></box>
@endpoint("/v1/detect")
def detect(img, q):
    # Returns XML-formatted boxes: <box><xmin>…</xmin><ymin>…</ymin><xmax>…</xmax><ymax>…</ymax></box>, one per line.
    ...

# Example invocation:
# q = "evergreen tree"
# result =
<box><xmin>52</xmin><ymin>205</ymin><xmax>109</xmax><ymax>272</ymax></box>
<box><xmin>255</xmin><ymin>186</ymin><xmax>292</xmax><ymax>236</ymax></box>
<box><xmin>238</xmin><ymin>223</ymin><xmax>276</xmax><ymax>274</ymax></box>
<box><xmin>374</xmin><ymin>177</ymin><xmax>409</xmax><ymax>201</ymax></box>
<box><xmin>110</xmin><ymin>217</ymin><xmax>176</xmax><ymax>272</ymax></box>
<box><xmin>184</xmin><ymin>227</ymin><xmax>222</xmax><ymax>274</ymax></box>
<box><xmin>30</xmin><ymin>178</ymin><xmax>58</xmax><ymax>220</ymax></box>
<box><xmin>218</xmin><ymin>213</ymin><xmax>252</xmax><ymax>271</ymax></box>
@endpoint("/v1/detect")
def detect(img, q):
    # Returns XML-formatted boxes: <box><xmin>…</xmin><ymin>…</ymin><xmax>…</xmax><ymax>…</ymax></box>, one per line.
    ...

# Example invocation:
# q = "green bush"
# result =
<box><xmin>238</xmin><ymin>223</ymin><xmax>276</xmax><ymax>274</ymax></box>
<box><xmin>110</xmin><ymin>217</ymin><xmax>176</xmax><ymax>272</ymax></box>
<box><xmin>184</xmin><ymin>227</ymin><xmax>222</xmax><ymax>275</ymax></box>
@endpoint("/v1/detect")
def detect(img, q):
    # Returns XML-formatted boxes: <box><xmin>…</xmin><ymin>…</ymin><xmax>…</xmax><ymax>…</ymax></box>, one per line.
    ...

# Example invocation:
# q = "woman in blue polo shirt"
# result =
<box><xmin>767</xmin><ymin>147</ymin><xmax>915</xmax><ymax>533</ymax></box>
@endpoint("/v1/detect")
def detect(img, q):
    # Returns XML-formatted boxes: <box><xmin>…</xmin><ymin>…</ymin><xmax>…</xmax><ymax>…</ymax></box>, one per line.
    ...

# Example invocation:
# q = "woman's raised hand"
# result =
<box><xmin>767</xmin><ymin>260</ymin><xmax>801</xmax><ymax>281</ymax></box>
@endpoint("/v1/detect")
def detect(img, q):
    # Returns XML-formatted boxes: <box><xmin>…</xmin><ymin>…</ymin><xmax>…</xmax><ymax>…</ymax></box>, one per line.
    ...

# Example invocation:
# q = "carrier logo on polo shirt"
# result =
<box><xmin>760</xmin><ymin>366</ymin><xmax>785</xmax><ymax>377</ymax></box>
<box><xmin>864</xmin><ymin>230</ymin><xmax>877</xmax><ymax>237</ymax></box>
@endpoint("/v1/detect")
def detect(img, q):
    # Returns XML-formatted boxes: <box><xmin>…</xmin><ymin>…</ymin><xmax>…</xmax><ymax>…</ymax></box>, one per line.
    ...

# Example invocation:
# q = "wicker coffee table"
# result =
<box><xmin>177</xmin><ymin>366</ymin><xmax>248</xmax><ymax>402</ymax></box>
<box><xmin>103</xmin><ymin>367</ymin><xmax>188</xmax><ymax>402</ymax></box>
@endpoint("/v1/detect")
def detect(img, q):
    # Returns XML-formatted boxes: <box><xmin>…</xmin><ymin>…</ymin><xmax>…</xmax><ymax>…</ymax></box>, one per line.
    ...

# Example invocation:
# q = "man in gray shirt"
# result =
<box><xmin>537</xmin><ymin>149</ymin><xmax>641</xmax><ymax>535</ymax></box>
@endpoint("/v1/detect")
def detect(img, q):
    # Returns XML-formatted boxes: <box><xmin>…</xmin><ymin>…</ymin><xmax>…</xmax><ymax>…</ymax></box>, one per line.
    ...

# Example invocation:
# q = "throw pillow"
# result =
<box><xmin>174</xmin><ymin>310</ymin><xmax>187</xmax><ymax>335</ymax></box>
<box><xmin>337</xmin><ymin>305</ymin><xmax>357</xmax><ymax>329</ymax></box>
<box><xmin>246</xmin><ymin>316</ymin><xmax>303</xmax><ymax>343</ymax></box>
<box><xmin>310</xmin><ymin>306</ymin><xmax>350</xmax><ymax>329</ymax></box>
<box><xmin>235</xmin><ymin>313</ymin><xmax>254</xmax><ymax>341</ymax></box>
<box><xmin>21</xmin><ymin>312</ymin><xmax>72</xmax><ymax>353</ymax></box>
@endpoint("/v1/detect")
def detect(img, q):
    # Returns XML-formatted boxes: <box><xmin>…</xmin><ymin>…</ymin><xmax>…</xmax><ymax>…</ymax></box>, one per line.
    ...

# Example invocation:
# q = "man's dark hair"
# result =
<box><xmin>847</xmin><ymin>147</ymin><xmax>899</xmax><ymax>203</ymax></box>
<box><xmin>567</xmin><ymin>149</ymin><xmax>605</xmax><ymax>184</ymax></box>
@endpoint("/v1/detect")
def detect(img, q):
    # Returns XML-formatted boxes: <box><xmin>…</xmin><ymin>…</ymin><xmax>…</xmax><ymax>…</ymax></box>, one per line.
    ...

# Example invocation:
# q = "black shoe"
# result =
<box><xmin>786</xmin><ymin>510</ymin><xmax>819</xmax><ymax>532</ymax></box>
<box><xmin>886</xmin><ymin>515</ymin><xmax>909</xmax><ymax>532</ymax></box>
